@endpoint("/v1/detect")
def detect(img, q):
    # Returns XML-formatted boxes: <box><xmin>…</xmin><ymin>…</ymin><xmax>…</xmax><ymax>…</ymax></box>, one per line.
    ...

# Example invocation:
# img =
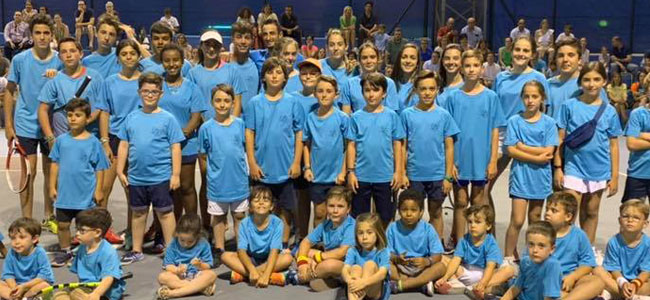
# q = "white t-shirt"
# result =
<box><xmin>581</xmin><ymin>49</ymin><xmax>590</xmax><ymax>66</ymax></box>
<box><xmin>160</xmin><ymin>16</ymin><xmax>179</xmax><ymax>29</ymax></box>
<box><xmin>482</xmin><ymin>62</ymin><xmax>501</xmax><ymax>81</ymax></box>
<box><xmin>555</xmin><ymin>32</ymin><xmax>575</xmax><ymax>44</ymax></box>
<box><xmin>535</xmin><ymin>29</ymin><xmax>554</xmax><ymax>47</ymax></box>
<box><xmin>460</xmin><ymin>26</ymin><xmax>483</xmax><ymax>48</ymax></box>
<box><xmin>423</xmin><ymin>60</ymin><xmax>440</xmax><ymax>73</ymax></box>
<box><xmin>510</xmin><ymin>27</ymin><xmax>531</xmax><ymax>40</ymax></box>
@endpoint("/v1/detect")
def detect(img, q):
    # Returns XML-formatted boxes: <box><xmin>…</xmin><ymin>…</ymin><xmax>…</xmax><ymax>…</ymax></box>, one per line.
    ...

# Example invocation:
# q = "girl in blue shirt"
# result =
<box><xmin>623</xmin><ymin>103</ymin><xmax>650</xmax><ymax>201</ymax></box>
<box><xmin>342</xmin><ymin>213</ymin><xmax>391</xmax><ymax>300</ymax></box>
<box><xmin>157</xmin><ymin>214</ymin><xmax>216</xmax><ymax>299</ymax></box>
<box><xmin>319</xmin><ymin>29</ymin><xmax>355</xmax><ymax>93</ymax></box>
<box><xmin>272</xmin><ymin>37</ymin><xmax>302</xmax><ymax>93</ymax></box>
<box><xmin>436</xmin><ymin>44</ymin><xmax>464</xmax><ymax>108</ymax></box>
<box><xmin>390</xmin><ymin>43</ymin><xmax>421</xmax><ymax>112</ymax></box>
<box><xmin>554</xmin><ymin>62</ymin><xmax>622</xmax><ymax>244</ymax></box>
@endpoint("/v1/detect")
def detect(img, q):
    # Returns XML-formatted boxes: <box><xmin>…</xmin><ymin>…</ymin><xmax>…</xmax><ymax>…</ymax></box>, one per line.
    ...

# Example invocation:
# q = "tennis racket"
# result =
<box><xmin>27</xmin><ymin>272</ymin><xmax>133</xmax><ymax>300</ymax></box>
<box><xmin>5</xmin><ymin>138</ymin><xmax>31</xmax><ymax>194</ymax></box>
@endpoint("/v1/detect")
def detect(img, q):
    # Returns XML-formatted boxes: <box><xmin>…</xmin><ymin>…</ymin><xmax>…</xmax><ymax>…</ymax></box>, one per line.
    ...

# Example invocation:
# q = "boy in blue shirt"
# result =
<box><xmin>81</xmin><ymin>17</ymin><xmax>121</xmax><ymax>78</ymax></box>
<box><xmin>245</xmin><ymin>57</ymin><xmax>305</xmax><ymax>248</ymax></box>
<box><xmin>546</xmin><ymin>39</ymin><xmax>582</xmax><ymax>120</ymax></box>
<box><xmin>116</xmin><ymin>72</ymin><xmax>185</xmax><ymax>264</ymax></box>
<box><xmin>595</xmin><ymin>200</ymin><xmax>650</xmax><ymax>299</ymax></box>
<box><xmin>38</xmin><ymin>37</ymin><xmax>105</xmax><ymax>139</ymax></box>
<box><xmin>140</xmin><ymin>22</ymin><xmax>192</xmax><ymax>76</ymax></box>
<box><xmin>4</xmin><ymin>14</ymin><xmax>62</xmax><ymax>229</ymax></box>
<box><xmin>388</xmin><ymin>189</ymin><xmax>445</xmax><ymax>296</ymax></box>
<box><xmin>67</xmin><ymin>208</ymin><xmax>125</xmax><ymax>300</ymax></box>
<box><xmin>49</xmin><ymin>99</ymin><xmax>109</xmax><ymax>267</ymax></box>
<box><xmin>346</xmin><ymin>72</ymin><xmax>405</xmax><ymax>227</ymax></box>
<box><xmin>623</xmin><ymin>105</ymin><xmax>650</xmax><ymax>201</ymax></box>
<box><xmin>0</xmin><ymin>218</ymin><xmax>54</xmax><ymax>299</ymax></box>
<box><xmin>228</xmin><ymin>21</ymin><xmax>260</xmax><ymax>113</ymax></box>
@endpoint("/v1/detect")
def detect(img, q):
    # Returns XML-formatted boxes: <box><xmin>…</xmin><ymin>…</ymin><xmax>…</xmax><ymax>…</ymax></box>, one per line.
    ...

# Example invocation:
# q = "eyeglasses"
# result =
<box><xmin>76</xmin><ymin>227</ymin><xmax>94</xmax><ymax>234</ymax></box>
<box><xmin>139</xmin><ymin>89</ymin><xmax>162</xmax><ymax>96</ymax></box>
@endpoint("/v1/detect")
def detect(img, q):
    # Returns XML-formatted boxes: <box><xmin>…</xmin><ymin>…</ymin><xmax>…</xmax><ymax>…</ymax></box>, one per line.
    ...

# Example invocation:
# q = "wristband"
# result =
<box><xmin>315</xmin><ymin>251</ymin><xmax>323</xmax><ymax>263</ymax></box>
<box><xmin>45</xmin><ymin>136</ymin><xmax>55</xmax><ymax>143</ymax></box>
<box><xmin>617</xmin><ymin>277</ymin><xmax>629</xmax><ymax>289</ymax></box>
<box><xmin>297</xmin><ymin>255</ymin><xmax>309</xmax><ymax>263</ymax></box>
<box><xmin>444</xmin><ymin>176</ymin><xmax>454</xmax><ymax>183</ymax></box>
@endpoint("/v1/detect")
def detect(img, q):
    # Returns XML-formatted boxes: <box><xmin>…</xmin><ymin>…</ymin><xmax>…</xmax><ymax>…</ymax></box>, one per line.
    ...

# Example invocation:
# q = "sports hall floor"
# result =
<box><xmin>0</xmin><ymin>129</ymin><xmax>633</xmax><ymax>299</ymax></box>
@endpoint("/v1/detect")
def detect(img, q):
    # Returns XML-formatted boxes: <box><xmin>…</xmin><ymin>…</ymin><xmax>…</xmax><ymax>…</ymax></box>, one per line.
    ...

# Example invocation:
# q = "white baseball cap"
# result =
<box><xmin>200</xmin><ymin>30</ymin><xmax>223</xmax><ymax>44</ymax></box>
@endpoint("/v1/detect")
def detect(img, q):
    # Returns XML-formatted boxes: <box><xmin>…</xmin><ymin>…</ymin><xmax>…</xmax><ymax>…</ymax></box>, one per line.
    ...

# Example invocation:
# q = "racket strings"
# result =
<box><xmin>5</xmin><ymin>149</ymin><xmax>29</xmax><ymax>192</ymax></box>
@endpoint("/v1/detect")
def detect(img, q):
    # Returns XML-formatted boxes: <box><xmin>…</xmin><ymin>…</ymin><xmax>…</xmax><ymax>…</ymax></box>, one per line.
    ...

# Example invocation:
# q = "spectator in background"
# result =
<box><xmin>0</xmin><ymin>56</ymin><xmax>9</xmax><ymax>128</ymax></box>
<box><xmin>176</xmin><ymin>33</ymin><xmax>193</xmax><ymax>60</ymax></box>
<box><xmin>280</xmin><ymin>5</ymin><xmax>301</xmax><ymax>44</ymax></box>
<box><xmin>437</xmin><ymin>17</ymin><xmax>455</xmax><ymax>43</ymax></box>
<box><xmin>532</xmin><ymin>52</ymin><xmax>547</xmax><ymax>74</ymax></box>
<box><xmin>509</xmin><ymin>18</ymin><xmax>530</xmax><ymax>40</ymax></box>
<box><xmin>610</xmin><ymin>36</ymin><xmax>638</xmax><ymax>75</ymax></box>
<box><xmin>459</xmin><ymin>34</ymin><xmax>470</xmax><ymax>52</ymax></box>
<box><xmin>580</xmin><ymin>37</ymin><xmax>590</xmax><ymax>66</ymax></box>
<box><xmin>534</xmin><ymin>18</ymin><xmax>554</xmax><ymax>61</ymax></box>
<box><xmin>160</xmin><ymin>8</ymin><xmax>180</xmax><ymax>33</ymax></box>
<box><xmin>137</xmin><ymin>26</ymin><xmax>150</xmax><ymax>51</ymax></box>
<box><xmin>419</xmin><ymin>37</ymin><xmax>433</xmax><ymax>62</ymax></box>
<box><xmin>257</xmin><ymin>3</ymin><xmax>278</xmax><ymax>37</ymax></box>
<box><xmin>482</xmin><ymin>52</ymin><xmax>501</xmax><ymax>88</ymax></box>
<box><xmin>75</xmin><ymin>0</ymin><xmax>95</xmax><ymax>50</ymax></box>
<box><xmin>3</xmin><ymin>11</ymin><xmax>31</xmax><ymax>60</ymax></box>
<box><xmin>555</xmin><ymin>24</ymin><xmax>575</xmax><ymax>44</ymax></box>
<box><xmin>38</xmin><ymin>6</ymin><xmax>49</xmax><ymax>18</ymax></box>
<box><xmin>599</xmin><ymin>46</ymin><xmax>610</xmax><ymax>71</ymax></box>
<box><xmin>104</xmin><ymin>1</ymin><xmax>119</xmax><ymax>20</ymax></box>
<box><xmin>433</xmin><ymin>34</ymin><xmax>448</xmax><ymax>57</ymax></box>
<box><xmin>385</xmin><ymin>26</ymin><xmax>408</xmax><ymax>66</ymax></box>
<box><xmin>359</xmin><ymin>1</ymin><xmax>378</xmax><ymax>45</ymax></box>
<box><xmin>52</xmin><ymin>13</ymin><xmax>70</xmax><ymax>50</ymax></box>
<box><xmin>301</xmin><ymin>35</ymin><xmax>318</xmax><ymax>58</ymax></box>
<box><xmin>477</xmin><ymin>39</ymin><xmax>490</xmax><ymax>61</ymax></box>
<box><xmin>607</xmin><ymin>72</ymin><xmax>629</xmax><ymax>123</ymax></box>
<box><xmin>374</xmin><ymin>24</ymin><xmax>390</xmax><ymax>53</ymax></box>
<box><xmin>317</xmin><ymin>48</ymin><xmax>326</xmax><ymax>59</ymax></box>
<box><xmin>498</xmin><ymin>36</ymin><xmax>513</xmax><ymax>69</ymax></box>
<box><xmin>460</xmin><ymin>17</ymin><xmax>483</xmax><ymax>48</ymax></box>
<box><xmin>340</xmin><ymin>6</ymin><xmax>356</xmax><ymax>51</ymax></box>
<box><xmin>422</xmin><ymin>50</ymin><xmax>440</xmax><ymax>73</ymax></box>
<box><xmin>21</xmin><ymin>0</ymin><xmax>37</xmax><ymax>23</ymax></box>
<box><xmin>237</xmin><ymin>7</ymin><xmax>255</xmax><ymax>24</ymax></box>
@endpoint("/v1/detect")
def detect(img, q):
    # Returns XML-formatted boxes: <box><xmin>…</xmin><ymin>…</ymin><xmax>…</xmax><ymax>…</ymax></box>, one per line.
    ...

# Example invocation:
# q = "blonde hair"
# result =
<box><xmin>461</xmin><ymin>49</ymin><xmax>484</xmax><ymax>64</ymax></box>
<box><xmin>355</xmin><ymin>213</ymin><xmax>386</xmax><ymax>250</ymax></box>
<box><xmin>326</xmin><ymin>28</ymin><xmax>346</xmax><ymax>46</ymax></box>
<box><xmin>620</xmin><ymin>199</ymin><xmax>650</xmax><ymax>220</ymax></box>
<box><xmin>317</xmin><ymin>75</ymin><xmax>339</xmax><ymax>93</ymax></box>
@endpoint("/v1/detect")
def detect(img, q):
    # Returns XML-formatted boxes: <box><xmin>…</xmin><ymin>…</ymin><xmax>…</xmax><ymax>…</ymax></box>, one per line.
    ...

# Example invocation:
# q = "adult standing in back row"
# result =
<box><xmin>460</xmin><ymin>17</ymin><xmax>483</xmax><ymax>48</ymax></box>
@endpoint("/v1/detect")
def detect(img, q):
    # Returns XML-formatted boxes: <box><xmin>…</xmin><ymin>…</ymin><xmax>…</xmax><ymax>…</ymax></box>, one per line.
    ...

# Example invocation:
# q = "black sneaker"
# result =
<box><xmin>51</xmin><ymin>251</ymin><xmax>73</xmax><ymax>267</ymax></box>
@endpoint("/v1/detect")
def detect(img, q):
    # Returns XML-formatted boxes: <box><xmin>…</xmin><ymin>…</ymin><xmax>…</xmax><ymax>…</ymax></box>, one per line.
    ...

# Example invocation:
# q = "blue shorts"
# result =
<box><xmin>309</xmin><ymin>183</ymin><xmax>336</xmax><ymax>205</ymax></box>
<box><xmin>260</xmin><ymin>180</ymin><xmax>296</xmax><ymax>211</ymax></box>
<box><xmin>510</xmin><ymin>195</ymin><xmax>545</xmax><ymax>201</ymax></box>
<box><xmin>410</xmin><ymin>180</ymin><xmax>445</xmax><ymax>202</ymax></box>
<box><xmin>622</xmin><ymin>177</ymin><xmax>650</xmax><ymax>202</ymax></box>
<box><xmin>456</xmin><ymin>180</ymin><xmax>487</xmax><ymax>187</ymax></box>
<box><xmin>129</xmin><ymin>181</ymin><xmax>174</xmax><ymax>213</ymax></box>
<box><xmin>247</xmin><ymin>252</ymin><xmax>268</xmax><ymax>266</ymax></box>
<box><xmin>16</xmin><ymin>135</ymin><xmax>50</xmax><ymax>156</ymax></box>
<box><xmin>181</xmin><ymin>154</ymin><xmax>197</xmax><ymax>165</ymax></box>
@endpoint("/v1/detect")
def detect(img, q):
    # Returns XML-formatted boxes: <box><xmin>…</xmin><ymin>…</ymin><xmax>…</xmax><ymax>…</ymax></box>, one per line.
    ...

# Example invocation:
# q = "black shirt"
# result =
<box><xmin>75</xmin><ymin>8</ymin><xmax>94</xmax><ymax>23</ymax></box>
<box><xmin>360</xmin><ymin>13</ymin><xmax>377</xmax><ymax>30</ymax></box>
<box><xmin>280</xmin><ymin>14</ymin><xmax>298</xmax><ymax>30</ymax></box>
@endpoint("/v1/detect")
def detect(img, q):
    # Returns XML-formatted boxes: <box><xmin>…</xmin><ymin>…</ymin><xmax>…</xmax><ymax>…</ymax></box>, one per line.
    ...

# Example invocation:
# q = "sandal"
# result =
<box><xmin>156</xmin><ymin>286</ymin><xmax>170</xmax><ymax>300</ymax></box>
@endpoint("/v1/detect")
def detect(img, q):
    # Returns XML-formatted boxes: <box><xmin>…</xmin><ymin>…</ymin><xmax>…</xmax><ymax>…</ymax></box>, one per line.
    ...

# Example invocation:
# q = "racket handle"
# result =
<box><xmin>75</xmin><ymin>76</ymin><xmax>92</xmax><ymax>98</ymax></box>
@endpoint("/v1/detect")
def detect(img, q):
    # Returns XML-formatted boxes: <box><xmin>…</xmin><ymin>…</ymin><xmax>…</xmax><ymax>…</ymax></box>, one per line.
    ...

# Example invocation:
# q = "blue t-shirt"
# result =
<box><xmin>227</xmin><ymin>58</ymin><xmax>260</xmax><ymax>108</ymax></box>
<box><xmin>319</xmin><ymin>58</ymin><xmax>352</xmax><ymax>88</ymax></box>
<box><xmin>49</xmin><ymin>133</ymin><xmax>109</xmax><ymax>209</ymax></box>
<box><xmin>237</xmin><ymin>214</ymin><xmax>284</xmax><ymax>259</ymax></box>
<box><xmin>346</xmin><ymin>108</ymin><xmax>405</xmax><ymax>183</ymax></box>
<box><xmin>344</xmin><ymin>247</ymin><xmax>391</xmax><ymax>300</ymax></box>
<box><xmin>1</xmin><ymin>246</ymin><xmax>54</xmax><ymax>285</ymax></box>
<box><xmin>442</xmin><ymin>88</ymin><xmax>506</xmax><ymax>180</ymax></box>
<box><xmin>290</xmin><ymin>91</ymin><xmax>319</xmax><ymax>120</ymax></box>
<box><xmin>303</xmin><ymin>108</ymin><xmax>350</xmax><ymax>183</ymax></box>
<box><xmin>515</xmin><ymin>256</ymin><xmax>562</xmax><ymax>300</ymax></box>
<box><xmin>552</xmin><ymin>226</ymin><xmax>596</xmax><ymax>277</ymax></box>
<box><xmin>547</xmin><ymin>77</ymin><xmax>580</xmax><ymax>120</ymax></box>
<box><xmin>82</xmin><ymin>49</ymin><xmax>121</xmax><ymax>79</ymax></box>
<box><xmin>603</xmin><ymin>233</ymin><xmax>650</xmax><ymax>280</ymax></box>
<box><xmin>7</xmin><ymin>49</ymin><xmax>63</xmax><ymax>139</ymax></box>
<box><xmin>395</xmin><ymin>81</ymin><xmax>416</xmax><ymax>113</ymax></box>
<box><xmin>504</xmin><ymin>114</ymin><xmax>558</xmax><ymax>199</ymax></box>
<box><xmin>244</xmin><ymin>93</ymin><xmax>304</xmax><ymax>184</ymax></box>
<box><xmin>140</xmin><ymin>56</ymin><xmax>192</xmax><ymax>76</ymax></box>
<box><xmin>400</xmin><ymin>106</ymin><xmax>460</xmax><ymax>181</ymax></box>
<box><xmin>163</xmin><ymin>238</ymin><xmax>213</xmax><ymax>274</ymax></box>
<box><xmin>159</xmin><ymin>79</ymin><xmax>206</xmax><ymax>156</ymax></box>
<box><xmin>558</xmin><ymin>98</ymin><xmax>622</xmax><ymax>181</ymax></box>
<box><xmin>71</xmin><ymin>239</ymin><xmax>125</xmax><ymax>300</ymax></box>
<box><xmin>117</xmin><ymin>109</ymin><xmax>185</xmax><ymax>186</ymax></box>
<box><xmin>38</xmin><ymin>67</ymin><xmax>104</xmax><ymax>136</ymax></box>
<box><xmin>340</xmin><ymin>75</ymin><xmax>399</xmax><ymax>112</ymax></box>
<box><xmin>625</xmin><ymin>108</ymin><xmax>650</xmax><ymax>179</ymax></box>
<box><xmin>198</xmin><ymin>118</ymin><xmax>249</xmax><ymax>202</ymax></box>
<box><xmin>101</xmin><ymin>74</ymin><xmax>141</xmax><ymax>136</ymax></box>
<box><xmin>285</xmin><ymin>74</ymin><xmax>303</xmax><ymax>94</ymax></box>
<box><xmin>494</xmin><ymin>69</ymin><xmax>549</xmax><ymax>119</ymax></box>
<box><xmin>435</xmin><ymin>81</ymin><xmax>464</xmax><ymax>108</ymax></box>
<box><xmin>454</xmin><ymin>233</ymin><xmax>503</xmax><ymax>268</ymax></box>
<box><xmin>387</xmin><ymin>220</ymin><xmax>444</xmax><ymax>258</ymax></box>
<box><xmin>187</xmin><ymin>63</ymin><xmax>243</xmax><ymax>119</ymax></box>
<box><xmin>249</xmin><ymin>49</ymin><xmax>270</xmax><ymax>72</ymax></box>
<box><xmin>307</xmin><ymin>215</ymin><xmax>356</xmax><ymax>251</ymax></box>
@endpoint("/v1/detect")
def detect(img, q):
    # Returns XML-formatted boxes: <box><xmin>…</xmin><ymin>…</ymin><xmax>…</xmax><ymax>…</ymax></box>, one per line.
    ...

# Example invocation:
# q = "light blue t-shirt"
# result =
<box><xmin>387</xmin><ymin>220</ymin><xmax>444</xmax><ymax>258</ymax></box>
<box><xmin>163</xmin><ymin>238</ymin><xmax>213</xmax><ymax>274</ymax></box>
<box><xmin>320</xmin><ymin>58</ymin><xmax>352</xmax><ymax>87</ymax></box>
<box><xmin>346</xmin><ymin>108</ymin><xmax>406</xmax><ymax>183</ymax></box>
<box><xmin>228</xmin><ymin>58</ymin><xmax>260</xmax><ymax>108</ymax></box>
<box><xmin>290</xmin><ymin>91</ymin><xmax>319</xmax><ymax>120</ymax></box>
<box><xmin>435</xmin><ymin>81</ymin><xmax>464</xmax><ymax>108</ymax></box>
<box><xmin>442</xmin><ymin>88</ymin><xmax>506</xmax><ymax>180</ymax></box>
<box><xmin>494</xmin><ymin>69</ymin><xmax>549</xmax><ymax>119</ymax></box>
<box><xmin>82</xmin><ymin>48</ymin><xmax>121</xmax><ymax>79</ymax></box>
<box><xmin>140</xmin><ymin>56</ymin><xmax>192</xmax><ymax>76</ymax></box>
<box><xmin>504</xmin><ymin>113</ymin><xmax>558</xmax><ymax>199</ymax></box>
<box><xmin>237</xmin><ymin>214</ymin><xmax>284</xmax><ymax>259</ymax></box>
<box><xmin>285</xmin><ymin>74</ymin><xmax>303</xmax><ymax>94</ymax></box>
<box><xmin>244</xmin><ymin>93</ymin><xmax>304</xmax><ymax>184</ymax></box>
<box><xmin>552</xmin><ymin>226</ymin><xmax>596</xmax><ymax>277</ymax></box>
<box><xmin>71</xmin><ymin>239</ymin><xmax>125</xmax><ymax>300</ymax></box>
<box><xmin>515</xmin><ymin>256</ymin><xmax>562</xmax><ymax>300</ymax></box>
<box><xmin>307</xmin><ymin>215</ymin><xmax>356</xmax><ymax>251</ymax></box>
<box><xmin>340</xmin><ymin>75</ymin><xmax>399</xmax><ymax>112</ymax></box>
<box><xmin>401</xmin><ymin>106</ymin><xmax>460</xmax><ymax>181</ymax></box>
<box><xmin>625</xmin><ymin>108</ymin><xmax>650</xmax><ymax>179</ymax></box>
<box><xmin>546</xmin><ymin>77</ymin><xmax>580</xmax><ymax>120</ymax></box>
<box><xmin>117</xmin><ymin>109</ymin><xmax>185</xmax><ymax>186</ymax></box>
<box><xmin>603</xmin><ymin>233</ymin><xmax>650</xmax><ymax>280</ymax></box>
<box><xmin>159</xmin><ymin>79</ymin><xmax>206</xmax><ymax>156</ymax></box>
<box><xmin>186</xmin><ymin>63</ymin><xmax>244</xmax><ymax>119</ymax></box>
<box><xmin>198</xmin><ymin>118</ymin><xmax>249</xmax><ymax>202</ymax></box>
<box><xmin>454</xmin><ymin>233</ymin><xmax>503</xmax><ymax>268</ymax></box>
<box><xmin>1</xmin><ymin>246</ymin><xmax>54</xmax><ymax>285</ymax></box>
<box><xmin>558</xmin><ymin>98</ymin><xmax>623</xmax><ymax>181</ymax></box>
<box><xmin>101</xmin><ymin>74</ymin><xmax>141</xmax><ymax>136</ymax></box>
<box><xmin>49</xmin><ymin>133</ymin><xmax>109</xmax><ymax>209</ymax></box>
<box><xmin>38</xmin><ymin>67</ymin><xmax>104</xmax><ymax>136</ymax></box>
<box><xmin>7</xmin><ymin>49</ymin><xmax>63</xmax><ymax>139</ymax></box>
<box><xmin>396</xmin><ymin>81</ymin><xmax>417</xmax><ymax>111</ymax></box>
<box><xmin>303</xmin><ymin>108</ymin><xmax>349</xmax><ymax>183</ymax></box>
<box><xmin>344</xmin><ymin>247</ymin><xmax>391</xmax><ymax>300</ymax></box>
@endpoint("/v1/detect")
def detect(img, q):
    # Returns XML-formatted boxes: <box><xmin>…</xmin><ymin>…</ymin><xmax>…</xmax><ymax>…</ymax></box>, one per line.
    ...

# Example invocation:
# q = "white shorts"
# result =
<box><xmin>498</xmin><ymin>127</ymin><xmax>508</xmax><ymax>155</ymax></box>
<box><xmin>207</xmin><ymin>199</ymin><xmax>249</xmax><ymax>216</ymax></box>
<box><xmin>458</xmin><ymin>264</ymin><xmax>484</xmax><ymax>286</ymax></box>
<box><xmin>563</xmin><ymin>175</ymin><xmax>607</xmax><ymax>194</ymax></box>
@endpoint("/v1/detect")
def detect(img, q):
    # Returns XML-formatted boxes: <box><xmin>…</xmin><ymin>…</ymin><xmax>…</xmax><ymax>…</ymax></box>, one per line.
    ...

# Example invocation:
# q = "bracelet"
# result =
<box><xmin>444</xmin><ymin>176</ymin><xmax>454</xmax><ymax>183</ymax></box>
<box><xmin>45</xmin><ymin>136</ymin><xmax>55</xmax><ymax>143</ymax></box>
<box><xmin>617</xmin><ymin>277</ymin><xmax>629</xmax><ymax>289</ymax></box>
<box><xmin>632</xmin><ymin>278</ymin><xmax>643</xmax><ymax>289</ymax></box>
<box><xmin>297</xmin><ymin>255</ymin><xmax>309</xmax><ymax>263</ymax></box>
<box><xmin>100</xmin><ymin>137</ymin><xmax>110</xmax><ymax>144</ymax></box>
<box><xmin>315</xmin><ymin>251</ymin><xmax>323</xmax><ymax>263</ymax></box>
<box><xmin>303</xmin><ymin>166</ymin><xmax>311</xmax><ymax>171</ymax></box>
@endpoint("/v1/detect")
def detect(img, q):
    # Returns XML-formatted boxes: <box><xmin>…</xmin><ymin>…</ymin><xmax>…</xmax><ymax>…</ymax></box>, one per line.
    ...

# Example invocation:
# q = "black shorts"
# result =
<box><xmin>622</xmin><ymin>177</ymin><xmax>650</xmax><ymax>202</ymax></box>
<box><xmin>294</xmin><ymin>176</ymin><xmax>310</xmax><ymax>190</ymax></box>
<box><xmin>410</xmin><ymin>180</ymin><xmax>445</xmax><ymax>202</ymax></box>
<box><xmin>109</xmin><ymin>133</ymin><xmax>120</xmax><ymax>156</ymax></box>
<box><xmin>456</xmin><ymin>180</ymin><xmax>487</xmax><ymax>187</ymax></box>
<box><xmin>182</xmin><ymin>154</ymin><xmax>198</xmax><ymax>165</ymax></box>
<box><xmin>352</xmin><ymin>182</ymin><xmax>394</xmax><ymax>225</ymax></box>
<box><xmin>260</xmin><ymin>180</ymin><xmax>296</xmax><ymax>211</ymax></box>
<box><xmin>56</xmin><ymin>208</ymin><xmax>83</xmax><ymax>223</ymax></box>
<box><xmin>16</xmin><ymin>135</ymin><xmax>50</xmax><ymax>156</ymax></box>
<box><xmin>129</xmin><ymin>181</ymin><xmax>174</xmax><ymax>213</ymax></box>
<box><xmin>309</xmin><ymin>183</ymin><xmax>336</xmax><ymax>205</ymax></box>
